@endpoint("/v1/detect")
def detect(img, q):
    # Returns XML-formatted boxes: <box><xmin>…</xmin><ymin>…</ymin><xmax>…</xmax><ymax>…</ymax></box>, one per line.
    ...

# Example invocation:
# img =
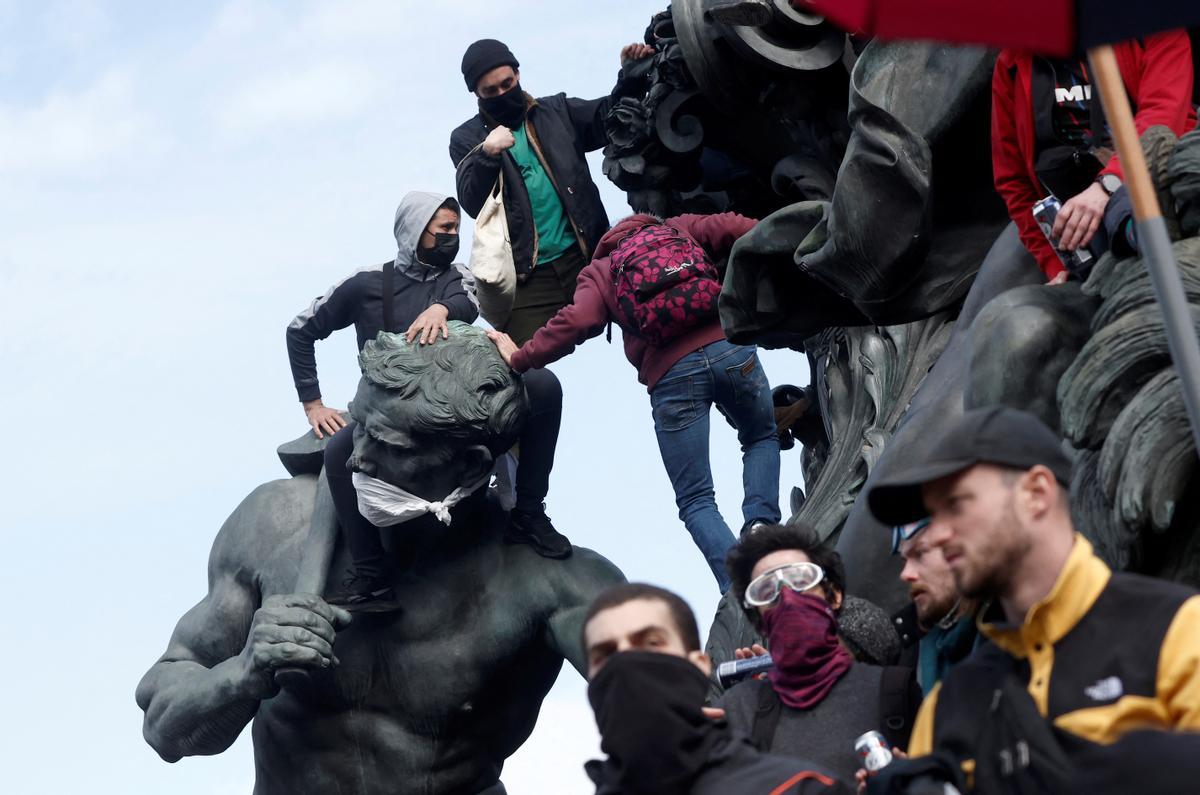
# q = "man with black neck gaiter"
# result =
<box><xmin>581</xmin><ymin>582</ymin><xmax>850</xmax><ymax>794</ymax></box>
<box><xmin>718</xmin><ymin>524</ymin><xmax>922</xmax><ymax>784</ymax></box>
<box><xmin>449</xmin><ymin>37</ymin><xmax>654</xmax><ymax>560</ymax></box>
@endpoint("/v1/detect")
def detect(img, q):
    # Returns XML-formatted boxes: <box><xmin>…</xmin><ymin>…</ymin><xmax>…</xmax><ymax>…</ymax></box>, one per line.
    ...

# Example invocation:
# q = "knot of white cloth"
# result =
<box><xmin>351</xmin><ymin>471</ymin><xmax>489</xmax><ymax>528</ymax></box>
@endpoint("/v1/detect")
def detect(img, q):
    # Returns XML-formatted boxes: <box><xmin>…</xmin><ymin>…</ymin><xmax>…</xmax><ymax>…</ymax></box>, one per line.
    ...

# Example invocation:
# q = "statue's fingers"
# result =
<box><xmin>271</xmin><ymin>642</ymin><xmax>331</xmax><ymax>669</ymax></box>
<box><xmin>273</xmin><ymin>595</ymin><xmax>343</xmax><ymax>629</ymax></box>
<box><xmin>281</xmin><ymin>627</ymin><xmax>334</xmax><ymax>659</ymax></box>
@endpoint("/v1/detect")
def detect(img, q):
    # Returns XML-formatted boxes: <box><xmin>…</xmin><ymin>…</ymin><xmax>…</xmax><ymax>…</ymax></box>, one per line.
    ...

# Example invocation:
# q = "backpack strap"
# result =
<box><xmin>879</xmin><ymin>665</ymin><xmax>920</xmax><ymax>751</ymax></box>
<box><xmin>382</xmin><ymin>260</ymin><xmax>395</xmax><ymax>333</ymax></box>
<box><xmin>750</xmin><ymin>680</ymin><xmax>784</xmax><ymax>752</ymax></box>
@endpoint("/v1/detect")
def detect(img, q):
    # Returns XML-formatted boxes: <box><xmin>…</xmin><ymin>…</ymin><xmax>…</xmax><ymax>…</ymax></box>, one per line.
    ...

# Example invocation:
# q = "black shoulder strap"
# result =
<box><xmin>750</xmin><ymin>681</ymin><xmax>783</xmax><ymax>752</ymax></box>
<box><xmin>382</xmin><ymin>261</ymin><xmax>395</xmax><ymax>333</ymax></box>
<box><xmin>879</xmin><ymin>665</ymin><xmax>919</xmax><ymax>750</ymax></box>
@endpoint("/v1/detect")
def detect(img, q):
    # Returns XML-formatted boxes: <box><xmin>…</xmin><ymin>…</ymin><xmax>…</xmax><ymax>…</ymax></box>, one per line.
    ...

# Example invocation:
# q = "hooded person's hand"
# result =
<box><xmin>406</xmin><ymin>303</ymin><xmax>450</xmax><ymax>345</ymax></box>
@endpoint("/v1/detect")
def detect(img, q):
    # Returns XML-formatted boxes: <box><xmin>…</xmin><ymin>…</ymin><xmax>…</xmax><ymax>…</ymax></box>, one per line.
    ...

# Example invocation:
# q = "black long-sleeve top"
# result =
<box><xmin>286</xmin><ymin>262</ymin><xmax>477</xmax><ymax>402</ymax></box>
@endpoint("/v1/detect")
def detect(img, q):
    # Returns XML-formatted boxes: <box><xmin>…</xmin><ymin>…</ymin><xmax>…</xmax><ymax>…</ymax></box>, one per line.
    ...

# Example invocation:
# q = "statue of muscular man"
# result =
<box><xmin>136</xmin><ymin>323</ymin><xmax>624</xmax><ymax>794</ymax></box>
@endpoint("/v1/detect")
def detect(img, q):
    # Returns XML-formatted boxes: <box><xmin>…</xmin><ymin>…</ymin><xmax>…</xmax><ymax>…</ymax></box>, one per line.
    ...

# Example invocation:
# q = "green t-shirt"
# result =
<box><xmin>510</xmin><ymin>123</ymin><xmax>576</xmax><ymax>265</ymax></box>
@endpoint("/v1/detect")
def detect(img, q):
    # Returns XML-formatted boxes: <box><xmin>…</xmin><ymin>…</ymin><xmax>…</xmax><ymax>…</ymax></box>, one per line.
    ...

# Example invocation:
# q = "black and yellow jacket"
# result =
<box><xmin>909</xmin><ymin>535</ymin><xmax>1200</xmax><ymax>779</ymax></box>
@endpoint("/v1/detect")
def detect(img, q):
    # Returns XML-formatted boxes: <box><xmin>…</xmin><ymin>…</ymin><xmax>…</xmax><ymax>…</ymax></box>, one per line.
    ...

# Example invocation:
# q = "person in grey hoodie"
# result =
<box><xmin>285</xmin><ymin>191</ymin><xmax>567</xmax><ymax>607</ymax></box>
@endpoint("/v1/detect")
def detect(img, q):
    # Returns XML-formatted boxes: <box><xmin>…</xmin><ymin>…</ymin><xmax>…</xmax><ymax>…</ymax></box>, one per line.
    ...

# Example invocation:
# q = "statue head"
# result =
<box><xmin>348</xmin><ymin>322</ymin><xmax>528</xmax><ymax>501</ymax></box>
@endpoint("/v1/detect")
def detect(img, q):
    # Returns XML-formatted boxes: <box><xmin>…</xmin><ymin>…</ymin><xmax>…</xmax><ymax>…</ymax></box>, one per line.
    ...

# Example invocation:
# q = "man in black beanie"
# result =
<box><xmin>450</xmin><ymin>37</ymin><xmax>652</xmax><ymax>345</ymax></box>
<box><xmin>449</xmin><ymin>36</ymin><xmax>652</xmax><ymax>560</ymax></box>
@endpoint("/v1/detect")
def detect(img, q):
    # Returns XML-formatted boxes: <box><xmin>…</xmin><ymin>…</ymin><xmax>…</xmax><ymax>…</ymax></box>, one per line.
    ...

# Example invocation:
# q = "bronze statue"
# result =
<box><xmin>136</xmin><ymin>323</ymin><xmax>625</xmax><ymax>794</ymax></box>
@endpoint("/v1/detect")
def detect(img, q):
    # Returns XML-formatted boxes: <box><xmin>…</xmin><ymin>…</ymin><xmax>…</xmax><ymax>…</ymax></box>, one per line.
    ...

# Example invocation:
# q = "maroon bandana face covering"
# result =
<box><xmin>761</xmin><ymin>589</ymin><xmax>854</xmax><ymax>709</ymax></box>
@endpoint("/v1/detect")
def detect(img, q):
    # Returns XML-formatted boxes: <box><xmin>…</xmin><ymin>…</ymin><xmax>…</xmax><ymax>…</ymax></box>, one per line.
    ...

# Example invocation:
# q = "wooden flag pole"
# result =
<box><xmin>1089</xmin><ymin>45</ymin><xmax>1200</xmax><ymax>454</ymax></box>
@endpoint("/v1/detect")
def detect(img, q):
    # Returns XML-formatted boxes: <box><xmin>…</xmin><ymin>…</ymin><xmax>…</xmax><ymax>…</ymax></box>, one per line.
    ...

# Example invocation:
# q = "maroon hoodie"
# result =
<box><xmin>509</xmin><ymin>212</ymin><xmax>757</xmax><ymax>391</ymax></box>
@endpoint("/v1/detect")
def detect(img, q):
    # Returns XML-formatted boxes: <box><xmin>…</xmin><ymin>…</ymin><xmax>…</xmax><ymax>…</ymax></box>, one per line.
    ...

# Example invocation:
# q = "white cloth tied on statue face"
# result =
<box><xmin>351</xmin><ymin>471</ymin><xmax>490</xmax><ymax>527</ymax></box>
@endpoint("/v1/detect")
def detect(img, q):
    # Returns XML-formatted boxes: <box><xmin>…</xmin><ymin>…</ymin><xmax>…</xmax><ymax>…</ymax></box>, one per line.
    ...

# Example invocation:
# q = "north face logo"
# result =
<box><xmin>1084</xmin><ymin>676</ymin><xmax>1124</xmax><ymax>702</ymax></box>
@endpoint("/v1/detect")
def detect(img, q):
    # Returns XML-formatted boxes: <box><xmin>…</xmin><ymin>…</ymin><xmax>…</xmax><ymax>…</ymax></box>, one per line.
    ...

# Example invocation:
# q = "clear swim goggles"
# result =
<box><xmin>743</xmin><ymin>561</ymin><xmax>825</xmax><ymax>609</ymax></box>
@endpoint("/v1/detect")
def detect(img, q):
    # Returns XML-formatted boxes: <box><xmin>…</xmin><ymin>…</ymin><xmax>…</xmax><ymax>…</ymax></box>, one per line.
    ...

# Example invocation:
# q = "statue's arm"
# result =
<box><xmin>134</xmin><ymin>567</ymin><xmax>267</xmax><ymax>762</ymax></box>
<box><xmin>135</xmin><ymin>502</ymin><xmax>349</xmax><ymax>762</ymax></box>
<box><xmin>545</xmin><ymin>549</ymin><xmax>627</xmax><ymax>676</ymax></box>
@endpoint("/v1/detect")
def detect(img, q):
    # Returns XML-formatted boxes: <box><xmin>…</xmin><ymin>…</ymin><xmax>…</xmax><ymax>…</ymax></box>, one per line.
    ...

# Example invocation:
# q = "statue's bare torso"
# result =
<box><xmin>139</xmin><ymin>475</ymin><xmax>622</xmax><ymax>794</ymax></box>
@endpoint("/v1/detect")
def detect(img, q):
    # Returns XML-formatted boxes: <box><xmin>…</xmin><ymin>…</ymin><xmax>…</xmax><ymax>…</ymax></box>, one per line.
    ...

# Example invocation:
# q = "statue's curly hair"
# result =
<box><xmin>353</xmin><ymin>322</ymin><xmax>528</xmax><ymax>455</ymax></box>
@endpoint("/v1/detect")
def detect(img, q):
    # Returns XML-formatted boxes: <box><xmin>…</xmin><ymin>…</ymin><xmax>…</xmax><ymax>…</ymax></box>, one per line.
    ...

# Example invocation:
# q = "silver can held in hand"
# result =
<box><xmin>1032</xmin><ymin>195</ymin><xmax>1094</xmax><ymax>275</ymax></box>
<box><xmin>855</xmin><ymin>730</ymin><xmax>894</xmax><ymax>772</ymax></box>
<box><xmin>715</xmin><ymin>654</ymin><xmax>774</xmax><ymax>687</ymax></box>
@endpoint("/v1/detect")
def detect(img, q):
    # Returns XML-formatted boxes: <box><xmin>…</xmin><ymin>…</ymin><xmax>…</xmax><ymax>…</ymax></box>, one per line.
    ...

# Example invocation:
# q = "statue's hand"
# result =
<box><xmin>237</xmin><ymin>593</ymin><xmax>351</xmax><ymax>700</ymax></box>
<box><xmin>303</xmin><ymin>399</ymin><xmax>347</xmax><ymax>440</ymax></box>
<box><xmin>482</xmin><ymin>125</ymin><xmax>515</xmax><ymax>157</ymax></box>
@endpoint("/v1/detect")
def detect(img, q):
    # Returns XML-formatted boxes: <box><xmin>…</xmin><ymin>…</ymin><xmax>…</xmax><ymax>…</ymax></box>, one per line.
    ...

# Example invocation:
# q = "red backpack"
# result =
<box><xmin>608</xmin><ymin>223</ymin><xmax>722</xmax><ymax>346</ymax></box>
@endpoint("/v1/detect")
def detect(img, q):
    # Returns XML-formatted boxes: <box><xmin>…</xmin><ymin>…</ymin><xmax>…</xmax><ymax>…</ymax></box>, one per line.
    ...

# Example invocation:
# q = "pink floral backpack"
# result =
<box><xmin>608</xmin><ymin>223</ymin><xmax>722</xmax><ymax>346</ymax></box>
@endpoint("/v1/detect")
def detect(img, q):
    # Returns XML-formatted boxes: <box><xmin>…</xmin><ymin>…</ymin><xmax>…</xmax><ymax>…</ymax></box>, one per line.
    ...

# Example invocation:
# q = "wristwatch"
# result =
<box><xmin>1097</xmin><ymin>173</ymin><xmax>1123</xmax><ymax>196</ymax></box>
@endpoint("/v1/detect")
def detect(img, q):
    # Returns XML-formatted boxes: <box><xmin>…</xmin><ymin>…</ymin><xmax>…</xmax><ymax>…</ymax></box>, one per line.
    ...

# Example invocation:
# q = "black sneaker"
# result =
<box><xmin>506</xmin><ymin>507</ymin><xmax>573</xmax><ymax>559</ymax></box>
<box><xmin>328</xmin><ymin>568</ymin><xmax>401</xmax><ymax>613</ymax></box>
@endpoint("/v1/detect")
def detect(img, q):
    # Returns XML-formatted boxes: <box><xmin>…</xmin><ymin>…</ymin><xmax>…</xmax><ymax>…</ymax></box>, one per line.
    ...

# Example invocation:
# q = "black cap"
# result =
<box><xmin>867</xmin><ymin>406</ymin><xmax>1072</xmax><ymax>527</ymax></box>
<box><xmin>461</xmin><ymin>39</ymin><xmax>519</xmax><ymax>92</ymax></box>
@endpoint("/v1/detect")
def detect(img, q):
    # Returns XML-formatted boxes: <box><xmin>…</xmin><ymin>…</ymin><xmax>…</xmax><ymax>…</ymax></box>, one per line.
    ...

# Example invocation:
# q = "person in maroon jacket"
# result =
<box><xmin>486</xmin><ymin>212</ymin><xmax>781</xmax><ymax>592</ymax></box>
<box><xmin>992</xmin><ymin>31</ymin><xmax>1196</xmax><ymax>282</ymax></box>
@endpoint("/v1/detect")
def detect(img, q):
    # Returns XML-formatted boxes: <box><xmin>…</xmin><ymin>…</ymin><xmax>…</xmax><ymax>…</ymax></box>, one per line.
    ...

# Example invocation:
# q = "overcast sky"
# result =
<box><xmin>0</xmin><ymin>2</ymin><xmax>810</xmax><ymax>791</ymax></box>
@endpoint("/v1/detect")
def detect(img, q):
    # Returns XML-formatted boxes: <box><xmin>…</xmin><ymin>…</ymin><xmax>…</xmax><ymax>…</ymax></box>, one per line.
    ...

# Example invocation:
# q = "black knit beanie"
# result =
<box><xmin>461</xmin><ymin>39</ymin><xmax>520</xmax><ymax>92</ymax></box>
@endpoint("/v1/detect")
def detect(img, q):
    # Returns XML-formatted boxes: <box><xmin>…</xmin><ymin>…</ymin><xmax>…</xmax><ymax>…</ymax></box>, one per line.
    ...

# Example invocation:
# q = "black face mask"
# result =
<box><xmin>479</xmin><ymin>84</ymin><xmax>527</xmax><ymax>128</ymax></box>
<box><xmin>418</xmin><ymin>232</ymin><xmax>459</xmax><ymax>267</ymax></box>
<box><xmin>587</xmin><ymin>651</ymin><xmax>722</xmax><ymax>794</ymax></box>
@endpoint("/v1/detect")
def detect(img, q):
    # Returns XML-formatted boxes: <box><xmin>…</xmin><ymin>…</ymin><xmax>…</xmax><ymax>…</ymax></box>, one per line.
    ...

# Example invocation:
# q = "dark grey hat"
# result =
<box><xmin>867</xmin><ymin>406</ymin><xmax>1072</xmax><ymax>527</ymax></box>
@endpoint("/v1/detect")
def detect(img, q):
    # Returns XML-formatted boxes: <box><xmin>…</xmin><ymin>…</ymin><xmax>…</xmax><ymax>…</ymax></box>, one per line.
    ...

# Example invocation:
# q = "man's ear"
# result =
<box><xmin>1020</xmin><ymin>465</ymin><xmax>1058</xmax><ymax>519</ymax></box>
<box><xmin>687</xmin><ymin>650</ymin><xmax>712</xmax><ymax>677</ymax></box>
<box><xmin>457</xmin><ymin>444</ymin><xmax>494</xmax><ymax>486</ymax></box>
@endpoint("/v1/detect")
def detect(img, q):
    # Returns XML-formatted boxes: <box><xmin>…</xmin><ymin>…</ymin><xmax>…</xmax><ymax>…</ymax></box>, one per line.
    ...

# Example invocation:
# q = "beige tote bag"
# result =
<box><xmin>470</xmin><ymin>169</ymin><xmax>517</xmax><ymax>329</ymax></box>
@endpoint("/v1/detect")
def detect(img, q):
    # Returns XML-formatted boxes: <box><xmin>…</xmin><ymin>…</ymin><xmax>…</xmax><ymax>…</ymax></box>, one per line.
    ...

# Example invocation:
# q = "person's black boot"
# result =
<box><xmin>328</xmin><ymin>566</ymin><xmax>400</xmax><ymax>613</ymax></box>
<box><xmin>506</xmin><ymin>506</ymin><xmax>572</xmax><ymax>559</ymax></box>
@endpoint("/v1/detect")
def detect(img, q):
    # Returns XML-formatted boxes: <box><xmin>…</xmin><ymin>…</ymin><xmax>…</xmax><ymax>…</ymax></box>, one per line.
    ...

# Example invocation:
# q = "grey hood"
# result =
<box><xmin>393</xmin><ymin>191</ymin><xmax>456</xmax><ymax>282</ymax></box>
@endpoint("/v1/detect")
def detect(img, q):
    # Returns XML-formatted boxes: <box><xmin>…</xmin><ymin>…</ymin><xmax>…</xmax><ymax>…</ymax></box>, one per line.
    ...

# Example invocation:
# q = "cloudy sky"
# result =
<box><xmin>0</xmin><ymin>1</ymin><xmax>809</xmax><ymax>791</ymax></box>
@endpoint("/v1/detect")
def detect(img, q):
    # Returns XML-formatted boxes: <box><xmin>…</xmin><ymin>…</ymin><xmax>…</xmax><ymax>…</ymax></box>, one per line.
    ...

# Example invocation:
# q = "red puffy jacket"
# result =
<box><xmin>992</xmin><ymin>32</ymin><xmax>1197</xmax><ymax>280</ymax></box>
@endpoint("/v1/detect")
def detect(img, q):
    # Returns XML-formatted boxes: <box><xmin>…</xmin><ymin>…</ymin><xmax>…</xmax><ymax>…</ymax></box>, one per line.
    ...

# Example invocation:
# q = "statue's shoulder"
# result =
<box><xmin>210</xmin><ymin>474</ymin><xmax>319</xmax><ymax>579</ymax></box>
<box><xmin>539</xmin><ymin>545</ymin><xmax>626</xmax><ymax>601</ymax></box>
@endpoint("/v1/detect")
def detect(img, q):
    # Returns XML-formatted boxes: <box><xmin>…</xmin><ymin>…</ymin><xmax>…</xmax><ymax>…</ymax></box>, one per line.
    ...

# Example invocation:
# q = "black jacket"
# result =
<box><xmin>449</xmin><ymin>92</ymin><xmax>612</xmax><ymax>275</ymax></box>
<box><xmin>585</xmin><ymin>733</ymin><xmax>851</xmax><ymax>795</ymax></box>
<box><xmin>285</xmin><ymin>263</ymin><xmax>477</xmax><ymax>402</ymax></box>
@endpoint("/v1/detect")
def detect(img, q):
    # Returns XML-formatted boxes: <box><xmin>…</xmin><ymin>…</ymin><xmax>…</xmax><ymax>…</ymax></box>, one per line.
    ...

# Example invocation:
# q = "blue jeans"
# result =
<box><xmin>650</xmin><ymin>339</ymin><xmax>781</xmax><ymax>591</ymax></box>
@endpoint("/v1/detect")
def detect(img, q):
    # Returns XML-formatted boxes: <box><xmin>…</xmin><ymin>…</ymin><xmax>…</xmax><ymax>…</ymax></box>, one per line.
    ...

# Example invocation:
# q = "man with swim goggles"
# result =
<box><xmin>718</xmin><ymin>524</ymin><xmax>918</xmax><ymax>784</ymax></box>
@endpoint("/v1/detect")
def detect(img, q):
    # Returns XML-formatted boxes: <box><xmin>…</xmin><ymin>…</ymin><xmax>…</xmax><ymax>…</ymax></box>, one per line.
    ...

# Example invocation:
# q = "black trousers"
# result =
<box><xmin>324</xmin><ymin>368</ymin><xmax>562</xmax><ymax>576</ymax></box>
<box><xmin>505</xmin><ymin>246</ymin><xmax>587</xmax><ymax>346</ymax></box>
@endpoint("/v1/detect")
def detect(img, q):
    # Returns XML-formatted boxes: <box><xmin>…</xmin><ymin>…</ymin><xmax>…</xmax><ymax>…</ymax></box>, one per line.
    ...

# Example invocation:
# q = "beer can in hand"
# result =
<box><xmin>1032</xmin><ymin>196</ymin><xmax>1093</xmax><ymax>275</ymax></box>
<box><xmin>716</xmin><ymin>654</ymin><xmax>774</xmax><ymax>687</ymax></box>
<box><xmin>855</xmin><ymin>730</ymin><xmax>894</xmax><ymax>772</ymax></box>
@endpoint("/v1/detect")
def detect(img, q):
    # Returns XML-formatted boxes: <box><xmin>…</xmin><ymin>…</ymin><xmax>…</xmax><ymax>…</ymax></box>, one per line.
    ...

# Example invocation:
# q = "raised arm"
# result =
<box><xmin>505</xmin><ymin>267</ymin><xmax>611</xmax><ymax>372</ymax></box>
<box><xmin>451</xmin><ymin>129</ymin><xmax>502</xmax><ymax>218</ymax></box>
<box><xmin>671</xmin><ymin>212</ymin><xmax>758</xmax><ymax>259</ymax></box>
<box><xmin>135</xmin><ymin>502</ymin><xmax>349</xmax><ymax>761</ymax></box>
